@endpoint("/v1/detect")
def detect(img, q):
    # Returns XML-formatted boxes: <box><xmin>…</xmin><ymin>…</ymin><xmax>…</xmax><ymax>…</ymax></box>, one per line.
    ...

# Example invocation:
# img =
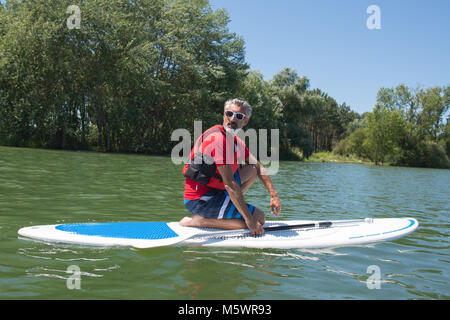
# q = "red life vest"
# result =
<box><xmin>183</xmin><ymin>125</ymin><xmax>237</xmax><ymax>190</ymax></box>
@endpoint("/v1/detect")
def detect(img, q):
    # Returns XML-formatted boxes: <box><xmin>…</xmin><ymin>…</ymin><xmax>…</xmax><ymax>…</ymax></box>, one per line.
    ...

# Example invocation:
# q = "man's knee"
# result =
<box><xmin>191</xmin><ymin>214</ymin><xmax>206</xmax><ymax>226</ymax></box>
<box><xmin>180</xmin><ymin>214</ymin><xmax>206</xmax><ymax>227</ymax></box>
<box><xmin>239</xmin><ymin>164</ymin><xmax>257</xmax><ymax>181</ymax></box>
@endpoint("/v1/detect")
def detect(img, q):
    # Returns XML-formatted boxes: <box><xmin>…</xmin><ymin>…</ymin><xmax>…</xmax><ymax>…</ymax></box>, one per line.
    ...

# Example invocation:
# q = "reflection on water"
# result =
<box><xmin>0</xmin><ymin>147</ymin><xmax>449</xmax><ymax>299</ymax></box>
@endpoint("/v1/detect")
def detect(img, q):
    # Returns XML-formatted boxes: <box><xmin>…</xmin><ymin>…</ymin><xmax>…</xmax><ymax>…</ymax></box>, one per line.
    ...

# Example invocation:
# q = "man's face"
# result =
<box><xmin>223</xmin><ymin>103</ymin><xmax>249</xmax><ymax>134</ymax></box>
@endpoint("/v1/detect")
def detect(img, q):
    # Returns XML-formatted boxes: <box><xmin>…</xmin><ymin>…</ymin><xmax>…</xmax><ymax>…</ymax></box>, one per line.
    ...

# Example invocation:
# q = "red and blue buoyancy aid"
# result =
<box><xmin>183</xmin><ymin>125</ymin><xmax>240</xmax><ymax>190</ymax></box>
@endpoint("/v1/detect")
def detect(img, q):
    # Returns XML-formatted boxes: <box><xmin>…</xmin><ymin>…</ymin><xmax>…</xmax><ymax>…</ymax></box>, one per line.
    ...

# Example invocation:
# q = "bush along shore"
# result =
<box><xmin>305</xmin><ymin>152</ymin><xmax>374</xmax><ymax>166</ymax></box>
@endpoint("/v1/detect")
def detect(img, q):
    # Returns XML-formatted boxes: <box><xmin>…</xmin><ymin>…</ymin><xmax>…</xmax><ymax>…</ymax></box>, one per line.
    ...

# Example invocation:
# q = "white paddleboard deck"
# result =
<box><xmin>18</xmin><ymin>218</ymin><xmax>418</xmax><ymax>249</ymax></box>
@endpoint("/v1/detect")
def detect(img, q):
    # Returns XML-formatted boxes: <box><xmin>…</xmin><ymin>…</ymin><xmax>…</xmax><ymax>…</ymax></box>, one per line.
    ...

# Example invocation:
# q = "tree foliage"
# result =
<box><xmin>1</xmin><ymin>0</ymin><xmax>358</xmax><ymax>162</ymax></box>
<box><xmin>2</xmin><ymin>1</ymin><xmax>446</xmax><ymax>168</ymax></box>
<box><xmin>0</xmin><ymin>0</ymin><xmax>247</xmax><ymax>153</ymax></box>
<box><xmin>336</xmin><ymin>85</ymin><xmax>449</xmax><ymax>168</ymax></box>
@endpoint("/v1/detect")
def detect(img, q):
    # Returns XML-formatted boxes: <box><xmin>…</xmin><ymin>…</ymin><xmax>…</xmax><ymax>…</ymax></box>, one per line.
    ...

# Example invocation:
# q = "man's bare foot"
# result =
<box><xmin>179</xmin><ymin>216</ymin><xmax>193</xmax><ymax>226</ymax></box>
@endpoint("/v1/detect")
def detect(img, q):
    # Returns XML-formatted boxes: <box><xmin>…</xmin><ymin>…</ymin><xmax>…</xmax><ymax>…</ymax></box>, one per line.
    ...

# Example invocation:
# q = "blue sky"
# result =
<box><xmin>210</xmin><ymin>0</ymin><xmax>450</xmax><ymax>115</ymax></box>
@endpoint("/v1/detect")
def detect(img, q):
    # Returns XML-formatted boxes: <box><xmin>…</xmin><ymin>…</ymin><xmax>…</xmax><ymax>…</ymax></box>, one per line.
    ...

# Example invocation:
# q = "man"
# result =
<box><xmin>180</xmin><ymin>98</ymin><xmax>281</xmax><ymax>235</ymax></box>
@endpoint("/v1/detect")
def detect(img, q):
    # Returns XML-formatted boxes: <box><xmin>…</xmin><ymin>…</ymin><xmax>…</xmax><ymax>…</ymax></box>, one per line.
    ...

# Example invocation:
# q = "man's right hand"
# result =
<box><xmin>247</xmin><ymin>218</ymin><xmax>264</xmax><ymax>236</ymax></box>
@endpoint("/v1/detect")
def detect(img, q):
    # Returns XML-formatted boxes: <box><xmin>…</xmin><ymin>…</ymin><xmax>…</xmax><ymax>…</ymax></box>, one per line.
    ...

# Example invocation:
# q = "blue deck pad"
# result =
<box><xmin>55</xmin><ymin>222</ymin><xmax>179</xmax><ymax>240</ymax></box>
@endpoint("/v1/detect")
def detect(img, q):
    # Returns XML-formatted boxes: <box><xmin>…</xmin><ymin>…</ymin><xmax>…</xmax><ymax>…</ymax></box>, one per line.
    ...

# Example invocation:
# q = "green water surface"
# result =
<box><xmin>0</xmin><ymin>146</ymin><xmax>448</xmax><ymax>299</ymax></box>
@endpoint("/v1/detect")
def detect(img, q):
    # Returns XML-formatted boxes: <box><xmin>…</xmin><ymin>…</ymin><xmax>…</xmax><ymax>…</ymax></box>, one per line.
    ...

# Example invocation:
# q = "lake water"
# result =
<box><xmin>0</xmin><ymin>146</ymin><xmax>449</xmax><ymax>299</ymax></box>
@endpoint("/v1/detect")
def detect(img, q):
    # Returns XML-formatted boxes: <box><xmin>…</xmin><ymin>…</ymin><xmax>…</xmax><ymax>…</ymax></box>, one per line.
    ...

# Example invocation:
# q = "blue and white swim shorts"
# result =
<box><xmin>184</xmin><ymin>170</ymin><xmax>255</xmax><ymax>219</ymax></box>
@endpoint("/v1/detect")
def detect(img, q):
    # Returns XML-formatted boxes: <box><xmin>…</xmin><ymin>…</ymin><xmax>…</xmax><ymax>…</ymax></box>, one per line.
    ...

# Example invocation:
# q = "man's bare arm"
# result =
<box><xmin>247</xmin><ymin>153</ymin><xmax>282</xmax><ymax>216</ymax></box>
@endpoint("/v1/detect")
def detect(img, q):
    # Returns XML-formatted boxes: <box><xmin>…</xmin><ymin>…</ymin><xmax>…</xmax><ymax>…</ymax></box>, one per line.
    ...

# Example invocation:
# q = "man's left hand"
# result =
<box><xmin>270</xmin><ymin>195</ymin><xmax>281</xmax><ymax>216</ymax></box>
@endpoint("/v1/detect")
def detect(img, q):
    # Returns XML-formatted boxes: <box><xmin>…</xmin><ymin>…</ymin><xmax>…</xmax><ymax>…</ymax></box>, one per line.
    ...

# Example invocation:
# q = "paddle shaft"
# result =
<box><xmin>190</xmin><ymin>218</ymin><xmax>371</xmax><ymax>238</ymax></box>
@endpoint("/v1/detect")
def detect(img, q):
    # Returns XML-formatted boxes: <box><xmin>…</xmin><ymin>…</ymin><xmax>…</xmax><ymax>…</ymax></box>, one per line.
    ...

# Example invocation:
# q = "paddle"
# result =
<box><xmin>132</xmin><ymin>218</ymin><xmax>373</xmax><ymax>249</ymax></box>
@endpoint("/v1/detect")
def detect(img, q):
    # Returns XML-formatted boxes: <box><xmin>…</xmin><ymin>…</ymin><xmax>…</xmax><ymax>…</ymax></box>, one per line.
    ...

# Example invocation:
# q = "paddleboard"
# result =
<box><xmin>18</xmin><ymin>218</ymin><xmax>418</xmax><ymax>249</ymax></box>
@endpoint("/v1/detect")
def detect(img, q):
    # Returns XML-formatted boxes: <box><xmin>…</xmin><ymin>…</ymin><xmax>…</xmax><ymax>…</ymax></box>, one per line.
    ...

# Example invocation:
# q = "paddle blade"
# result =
<box><xmin>131</xmin><ymin>234</ymin><xmax>192</xmax><ymax>249</ymax></box>
<box><xmin>131</xmin><ymin>222</ymin><xmax>200</xmax><ymax>249</ymax></box>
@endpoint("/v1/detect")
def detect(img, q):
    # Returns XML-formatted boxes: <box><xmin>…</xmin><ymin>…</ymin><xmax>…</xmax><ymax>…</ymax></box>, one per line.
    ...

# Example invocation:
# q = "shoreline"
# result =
<box><xmin>304</xmin><ymin>152</ymin><xmax>375</xmax><ymax>166</ymax></box>
<box><xmin>2</xmin><ymin>145</ymin><xmax>446</xmax><ymax>169</ymax></box>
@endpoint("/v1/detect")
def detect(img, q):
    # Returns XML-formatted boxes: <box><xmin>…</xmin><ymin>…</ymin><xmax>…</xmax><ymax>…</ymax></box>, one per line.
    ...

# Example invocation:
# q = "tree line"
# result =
<box><xmin>335</xmin><ymin>85</ymin><xmax>449</xmax><ymax>168</ymax></box>
<box><xmin>1</xmin><ymin>0</ymin><xmax>249</xmax><ymax>154</ymax></box>
<box><xmin>235</xmin><ymin>68</ymin><xmax>360</xmax><ymax>160</ymax></box>
<box><xmin>1</xmin><ymin>0</ymin><xmax>448</xmax><ymax>168</ymax></box>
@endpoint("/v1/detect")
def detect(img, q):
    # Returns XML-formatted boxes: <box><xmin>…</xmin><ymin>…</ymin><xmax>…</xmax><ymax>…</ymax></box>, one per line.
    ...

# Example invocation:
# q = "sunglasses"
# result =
<box><xmin>225</xmin><ymin>110</ymin><xmax>246</xmax><ymax>120</ymax></box>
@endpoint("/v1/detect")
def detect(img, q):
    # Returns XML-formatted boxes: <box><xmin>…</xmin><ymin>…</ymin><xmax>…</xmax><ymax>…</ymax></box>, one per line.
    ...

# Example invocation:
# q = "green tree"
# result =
<box><xmin>365</xmin><ymin>104</ymin><xmax>406</xmax><ymax>164</ymax></box>
<box><xmin>270</xmin><ymin>68</ymin><xmax>315</xmax><ymax>159</ymax></box>
<box><xmin>374</xmin><ymin>85</ymin><xmax>449</xmax><ymax>168</ymax></box>
<box><xmin>335</xmin><ymin>128</ymin><xmax>369</xmax><ymax>159</ymax></box>
<box><xmin>235</xmin><ymin>71</ymin><xmax>280</xmax><ymax>130</ymax></box>
<box><xmin>416</xmin><ymin>86</ymin><xmax>449</xmax><ymax>141</ymax></box>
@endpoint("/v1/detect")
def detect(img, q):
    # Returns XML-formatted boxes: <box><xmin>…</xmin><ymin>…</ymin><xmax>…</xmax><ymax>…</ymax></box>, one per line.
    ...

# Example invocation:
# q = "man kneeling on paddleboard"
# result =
<box><xmin>180</xmin><ymin>98</ymin><xmax>282</xmax><ymax>236</ymax></box>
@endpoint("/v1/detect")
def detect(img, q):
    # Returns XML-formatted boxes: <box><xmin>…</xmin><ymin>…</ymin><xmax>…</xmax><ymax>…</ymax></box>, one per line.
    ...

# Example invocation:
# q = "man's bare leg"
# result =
<box><xmin>237</xmin><ymin>165</ymin><xmax>257</xmax><ymax>195</ymax></box>
<box><xmin>180</xmin><ymin>165</ymin><xmax>263</xmax><ymax>229</ymax></box>
<box><xmin>180</xmin><ymin>208</ymin><xmax>265</xmax><ymax>229</ymax></box>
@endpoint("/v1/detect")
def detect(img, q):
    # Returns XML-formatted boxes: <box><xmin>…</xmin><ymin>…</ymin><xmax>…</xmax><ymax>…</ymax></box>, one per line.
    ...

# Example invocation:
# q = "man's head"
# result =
<box><xmin>223</xmin><ymin>98</ymin><xmax>252</xmax><ymax>135</ymax></box>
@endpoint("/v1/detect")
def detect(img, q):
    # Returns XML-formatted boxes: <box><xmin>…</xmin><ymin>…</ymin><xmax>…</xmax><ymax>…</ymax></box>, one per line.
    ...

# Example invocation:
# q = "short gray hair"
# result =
<box><xmin>224</xmin><ymin>98</ymin><xmax>252</xmax><ymax>118</ymax></box>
